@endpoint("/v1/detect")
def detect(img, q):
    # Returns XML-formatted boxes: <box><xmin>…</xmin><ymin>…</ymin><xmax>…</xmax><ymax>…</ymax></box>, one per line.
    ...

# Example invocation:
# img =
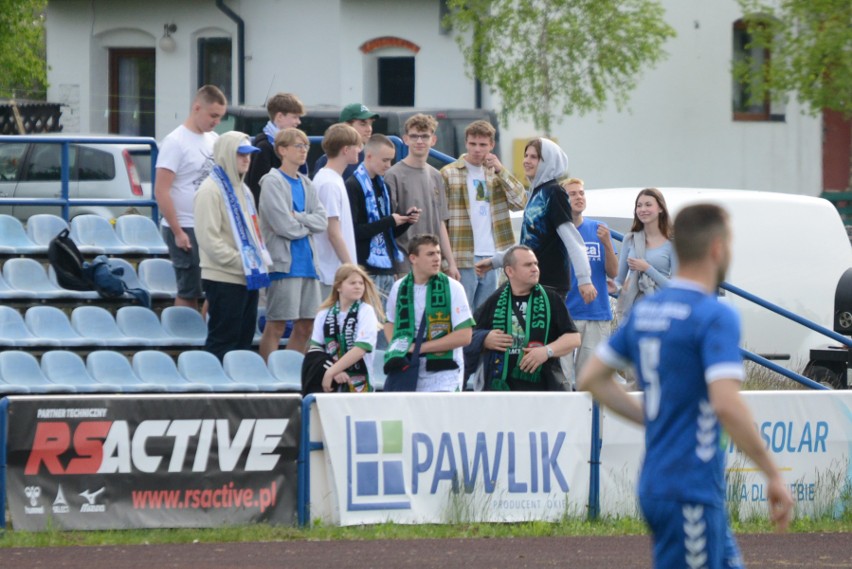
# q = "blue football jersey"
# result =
<box><xmin>597</xmin><ymin>279</ymin><xmax>744</xmax><ymax>506</ymax></box>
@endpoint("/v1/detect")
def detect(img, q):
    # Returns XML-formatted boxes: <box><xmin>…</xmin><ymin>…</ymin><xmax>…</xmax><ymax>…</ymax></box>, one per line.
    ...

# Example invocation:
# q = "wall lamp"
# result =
<box><xmin>159</xmin><ymin>23</ymin><xmax>177</xmax><ymax>53</ymax></box>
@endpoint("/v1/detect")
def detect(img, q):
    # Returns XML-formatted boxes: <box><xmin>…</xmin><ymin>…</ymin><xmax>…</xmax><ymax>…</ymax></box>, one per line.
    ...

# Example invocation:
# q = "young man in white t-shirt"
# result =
<box><xmin>385</xmin><ymin>234</ymin><xmax>474</xmax><ymax>392</ymax></box>
<box><xmin>312</xmin><ymin>123</ymin><xmax>362</xmax><ymax>298</ymax></box>
<box><xmin>441</xmin><ymin>120</ymin><xmax>526</xmax><ymax>310</ymax></box>
<box><xmin>154</xmin><ymin>85</ymin><xmax>227</xmax><ymax>309</ymax></box>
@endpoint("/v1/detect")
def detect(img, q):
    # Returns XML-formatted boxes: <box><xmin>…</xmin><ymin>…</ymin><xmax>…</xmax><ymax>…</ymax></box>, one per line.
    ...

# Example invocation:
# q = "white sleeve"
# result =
<box><xmin>310</xmin><ymin>309</ymin><xmax>328</xmax><ymax>345</ymax></box>
<box><xmin>557</xmin><ymin>221</ymin><xmax>592</xmax><ymax>286</ymax></box>
<box><xmin>385</xmin><ymin>280</ymin><xmax>400</xmax><ymax>324</ymax></box>
<box><xmin>316</xmin><ymin>179</ymin><xmax>341</xmax><ymax>218</ymax></box>
<box><xmin>449</xmin><ymin>278</ymin><xmax>473</xmax><ymax>328</ymax></box>
<box><xmin>155</xmin><ymin>133</ymin><xmax>183</xmax><ymax>172</ymax></box>
<box><xmin>354</xmin><ymin>304</ymin><xmax>379</xmax><ymax>351</ymax></box>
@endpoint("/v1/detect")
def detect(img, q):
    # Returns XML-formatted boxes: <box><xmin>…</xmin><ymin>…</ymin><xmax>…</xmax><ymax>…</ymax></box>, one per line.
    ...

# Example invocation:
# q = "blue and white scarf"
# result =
<box><xmin>263</xmin><ymin>121</ymin><xmax>278</xmax><ymax>145</ymax></box>
<box><xmin>211</xmin><ymin>166</ymin><xmax>272</xmax><ymax>290</ymax></box>
<box><xmin>353</xmin><ymin>163</ymin><xmax>403</xmax><ymax>269</ymax></box>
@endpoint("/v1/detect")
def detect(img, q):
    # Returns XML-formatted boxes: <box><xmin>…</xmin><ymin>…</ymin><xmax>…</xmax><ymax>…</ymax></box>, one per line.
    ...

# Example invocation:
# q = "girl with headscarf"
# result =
<box><xmin>477</xmin><ymin>138</ymin><xmax>594</xmax><ymax>301</ymax></box>
<box><xmin>194</xmin><ymin>131</ymin><xmax>272</xmax><ymax>360</ymax></box>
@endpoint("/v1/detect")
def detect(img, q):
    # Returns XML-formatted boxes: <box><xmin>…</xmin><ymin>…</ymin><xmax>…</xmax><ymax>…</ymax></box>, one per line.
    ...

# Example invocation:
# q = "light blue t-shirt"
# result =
<box><xmin>566</xmin><ymin>220</ymin><xmax>613</xmax><ymax>321</ymax></box>
<box><xmin>271</xmin><ymin>171</ymin><xmax>317</xmax><ymax>280</ymax></box>
<box><xmin>597</xmin><ymin>279</ymin><xmax>744</xmax><ymax>507</ymax></box>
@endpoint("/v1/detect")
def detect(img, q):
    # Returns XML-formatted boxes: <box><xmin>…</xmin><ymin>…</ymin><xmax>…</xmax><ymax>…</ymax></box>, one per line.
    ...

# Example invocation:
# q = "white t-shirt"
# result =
<box><xmin>311</xmin><ymin>302</ymin><xmax>379</xmax><ymax>378</ymax></box>
<box><xmin>313</xmin><ymin>167</ymin><xmax>357</xmax><ymax>285</ymax></box>
<box><xmin>385</xmin><ymin>276</ymin><xmax>473</xmax><ymax>392</ymax></box>
<box><xmin>465</xmin><ymin>161</ymin><xmax>496</xmax><ymax>256</ymax></box>
<box><xmin>156</xmin><ymin>125</ymin><xmax>217</xmax><ymax>228</ymax></box>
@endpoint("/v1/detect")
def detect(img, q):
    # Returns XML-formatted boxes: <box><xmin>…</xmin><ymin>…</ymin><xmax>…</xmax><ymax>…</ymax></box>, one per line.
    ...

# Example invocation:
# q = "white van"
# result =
<box><xmin>569</xmin><ymin>188</ymin><xmax>852</xmax><ymax>383</ymax></box>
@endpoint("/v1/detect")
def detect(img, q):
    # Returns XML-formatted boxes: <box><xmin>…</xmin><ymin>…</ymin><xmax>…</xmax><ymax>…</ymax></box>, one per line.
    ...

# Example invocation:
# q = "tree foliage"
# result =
<box><xmin>735</xmin><ymin>0</ymin><xmax>852</xmax><ymax>118</ymax></box>
<box><xmin>0</xmin><ymin>0</ymin><xmax>48</xmax><ymax>100</ymax></box>
<box><xmin>446</xmin><ymin>0</ymin><xmax>676</xmax><ymax>135</ymax></box>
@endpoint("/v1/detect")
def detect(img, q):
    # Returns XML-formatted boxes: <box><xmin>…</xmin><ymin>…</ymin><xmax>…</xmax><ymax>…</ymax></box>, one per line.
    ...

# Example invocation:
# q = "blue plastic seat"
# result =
<box><xmin>114</xmin><ymin>215</ymin><xmax>168</xmax><ymax>255</ymax></box>
<box><xmin>26</xmin><ymin>214</ymin><xmax>69</xmax><ymax>248</ymax></box>
<box><xmin>71</xmin><ymin>305</ymin><xmax>148</xmax><ymax>346</ymax></box>
<box><xmin>137</xmin><ymin>258</ymin><xmax>177</xmax><ymax>299</ymax></box>
<box><xmin>0</xmin><ymin>306</ymin><xmax>56</xmax><ymax>347</ymax></box>
<box><xmin>160</xmin><ymin>306</ymin><xmax>207</xmax><ymax>346</ymax></box>
<box><xmin>0</xmin><ymin>351</ymin><xmax>73</xmax><ymax>393</ymax></box>
<box><xmin>223</xmin><ymin>350</ymin><xmax>287</xmax><ymax>392</ymax></box>
<box><xmin>25</xmin><ymin>305</ymin><xmax>94</xmax><ymax>347</ymax></box>
<box><xmin>70</xmin><ymin>214</ymin><xmax>141</xmax><ymax>255</ymax></box>
<box><xmin>85</xmin><ymin>350</ymin><xmax>166</xmax><ymax>393</ymax></box>
<box><xmin>132</xmin><ymin>350</ymin><xmax>213</xmax><ymax>392</ymax></box>
<box><xmin>177</xmin><ymin>350</ymin><xmax>261</xmax><ymax>392</ymax></box>
<box><xmin>0</xmin><ymin>214</ymin><xmax>45</xmax><ymax>255</ymax></box>
<box><xmin>108</xmin><ymin>258</ymin><xmax>146</xmax><ymax>290</ymax></box>
<box><xmin>115</xmin><ymin>306</ymin><xmax>181</xmax><ymax>347</ymax></box>
<box><xmin>40</xmin><ymin>350</ymin><xmax>117</xmax><ymax>393</ymax></box>
<box><xmin>266</xmin><ymin>350</ymin><xmax>304</xmax><ymax>392</ymax></box>
<box><xmin>46</xmin><ymin>265</ymin><xmax>101</xmax><ymax>300</ymax></box>
<box><xmin>0</xmin><ymin>271</ymin><xmax>39</xmax><ymax>301</ymax></box>
<box><xmin>3</xmin><ymin>257</ymin><xmax>70</xmax><ymax>300</ymax></box>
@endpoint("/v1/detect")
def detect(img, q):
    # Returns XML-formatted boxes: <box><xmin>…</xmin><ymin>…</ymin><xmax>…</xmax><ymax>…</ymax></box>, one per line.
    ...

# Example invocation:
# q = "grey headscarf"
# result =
<box><xmin>529</xmin><ymin>138</ymin><xmax>569</xmax><ymax>190</ymax></box>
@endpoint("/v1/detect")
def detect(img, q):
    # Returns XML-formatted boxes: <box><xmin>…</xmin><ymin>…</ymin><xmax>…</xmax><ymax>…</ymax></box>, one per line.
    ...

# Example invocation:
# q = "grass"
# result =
<box><xmin>2</xmin><ymin>516</ymin><xmax>850</xmax><ymax>549</ymax></box>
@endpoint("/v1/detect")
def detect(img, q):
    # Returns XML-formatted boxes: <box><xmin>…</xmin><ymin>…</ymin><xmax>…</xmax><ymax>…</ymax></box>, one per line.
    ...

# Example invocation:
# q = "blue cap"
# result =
<box><xmin>237</xmin><ymin>143</ymin><xmax>261</xmax><ymax>154</ymax></box>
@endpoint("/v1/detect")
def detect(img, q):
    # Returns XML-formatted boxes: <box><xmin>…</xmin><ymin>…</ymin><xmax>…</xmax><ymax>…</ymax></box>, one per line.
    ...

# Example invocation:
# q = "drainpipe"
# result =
<box><xmin>215</xmin><ymin>0</ymin><xmax>245</xmax><ymax>105</ymax></box>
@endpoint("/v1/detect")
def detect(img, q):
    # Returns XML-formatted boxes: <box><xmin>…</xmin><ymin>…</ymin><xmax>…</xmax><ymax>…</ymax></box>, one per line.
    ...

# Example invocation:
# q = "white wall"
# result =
<box><xmin>495</xmin><ymin>0</ymin><xmax>822</xmax><ymax>196</ymax></box>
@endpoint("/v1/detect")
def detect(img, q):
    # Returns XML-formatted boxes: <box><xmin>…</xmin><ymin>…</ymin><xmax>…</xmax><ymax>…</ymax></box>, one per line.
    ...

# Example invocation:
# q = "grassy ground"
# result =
<box><xmin>2</xmin><ymin>516</ymin><xmax>851</xmax><ymax>549</ymax></box>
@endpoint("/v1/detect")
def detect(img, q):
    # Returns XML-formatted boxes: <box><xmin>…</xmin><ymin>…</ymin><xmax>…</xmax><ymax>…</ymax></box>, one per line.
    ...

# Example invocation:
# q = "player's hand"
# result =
<box><xmin>392</xmin><ymin>213</ymin><xmax>409</xmax><ymax>226</ymax></box>
<box><xmin>484</xmin><ymin>330</ymin><xmax>513</xmax><ymax>352</ymax></box>
<box><xmin>484</xmin><ymin>153</ymin><xmax>503</xmax><ymax>173</ymax></box>
<box><xmin>446</xmin><ymin>264</ymin><xmax>461</xmax><ymax>281</ymax></box>
<box><xmin>597</xmin><ymin>225</ymin><xmax>612</xmax><ymax>246</ymax></box>
<box><xmin>766</xmin><ymin>474</ymin><xmax>794</xmax><ymax>532</ymax></box>
<box><xmin>406</xmin><ymin>207</ymin><xmax>421</xmax><ymax>224</ymax></box>
<box><xmin>520</xmin><ymin>346</ymin><xmax>548</xmax><ymax>373</ymax></box>
<box><xmin>627</xmin><ymin>257</ymin><xmax>650</xmax><ymax>272</ymax></box>
<box><xmin>579</xmin><ymin>283</ymin><xmax>597</xmax><ymax>304</ymax></box>
<box><xmin>174</xmin><ymin>229</ymin><xmax>192</xmax><ymax>251</ymax></box>
<box><xmin>475</xmin><ymin>258</ymin><xmax>493</xmax><ymax>277</ymax></box>
<box><xmin>322</xmin><ymin>370</ymin><xmax>350</xmax><ymax>392</ymax></box>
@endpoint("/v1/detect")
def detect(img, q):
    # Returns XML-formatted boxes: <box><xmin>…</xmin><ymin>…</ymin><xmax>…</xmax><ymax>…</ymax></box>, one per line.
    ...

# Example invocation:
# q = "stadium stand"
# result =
<box><xmin>0</xmin><ymin>214</ymin><xmax>45</xmax><ymax>255</ymax></box>
<box><xmin>4</xmin><ymin>257</ymin><xmax>76</xmax><ymax>300</ymax></box>
<box><xmin>70</xmin><ymin>214</ymin><xmax>142</xmax><ymax>255</ymax></box>
<box><xmin>0</xmin><ymin>351</ymin><xmax>72</xmax><ymax>393</ymax></box>
<box><xmin>85</xmin><ymin>350</ymin><xmax>167</xmax><ymax>392</ymax></box>
<box><xmin>40</xmin><ymin>350</ymin><xmax>117</xmax><ymax>393</ymax></box>
<box><xmin>160</xmin><ymin>306</ymin><xmax>207</xmax><ymax>346</ymax></box>
<box><xmin>114</xmin><ymin>215</ymin><xmax>169</xmax><ymax>255</ymax></box>
<box><xmin>177</xmin><ymin>350</ymin><xmax>261</xmax><ymax>392</ymax></box>
<box><xmin>137</xmin><ymin>258</ymin><xmax>178</xmax><ymax>299</ymax></box>
<box><xmin>223</xmin><ymin>350</ymin><xmax>295</xmax><ymax>392</ymax></box>
<box><xmin>71</xmin><ymin>305</ymin><xmax>149</xmax><ymax>346</ymax></box>
<box><xmin>24</xmin><ymin>305</ymin><xmax>93</xmax><ymax>347</ymax></box>
<box><xmin>116</xmin><ymin>306</ymin><xmax>184</xmax><ymax>347</ymax></box>
<box><xmin>0</xmin><ymin>305</ymin><xmax>54</xmax><ymax>347</ymax></box>
<box><xmin>267</xmin><ymin>349</ymin><xmax>304</xmax><ymax>391</ymax></box>
<box><xmin>131</xmin><ymin>350</ymin><xmax>214</xmax><ymax>392</ymax></box>
<box><xmin>25</xmin><ymin>214</ymin><xmax>69</xmax><ymax>249</ymax></box>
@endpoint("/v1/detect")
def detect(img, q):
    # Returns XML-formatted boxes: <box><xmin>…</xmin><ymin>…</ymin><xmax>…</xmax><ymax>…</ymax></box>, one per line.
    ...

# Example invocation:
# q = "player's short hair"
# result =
<box><xmin>194</xmin><ymin>85</ymin><xmax>227</xmax><ymax>107</ymax></box>
<box><xmin>562</xmin><ymin>177</ymin><xmax>584</xmax><ymax>188</ymax></box>
<box><xmin>404</xmin><ymin>113</ymin><xmax>438</xmax><ymax>135</ymax></box>
<box><xmin>266</xmin><ymin>92</ymin><xmax>305</xmax><ymax>119</ymax></box>
<box><xmin>274</xmin><ymin>128</ymin><xmax>309</xmax><ymax>151</ymax></box>
<box><xmin>365</xmin><ymin>133</ymin><xmax>395</xmax><ymax>155</ymax></box>
<box><xmin>673</xmin><ymin>204</ymin><xmax>730</xmax><ymax>264</ymax></box>
<box><xmin>464</xmin><ymin>120</ymin><xmax>496</xmax><ymax>142</ymax></box>
<box><xmin>503</xmin><ymin>244</ymin><xmax>535</xmax><ymax>269</ymax></box>
<box><xmin>321</xmin><ymin>123</ymin><xmax>362</xmax><ymax>158</ymax></box>
<box><xmin>406</xmin><ymin>234</ymin><xmax>440</xmax><ymax>257</ymax></box>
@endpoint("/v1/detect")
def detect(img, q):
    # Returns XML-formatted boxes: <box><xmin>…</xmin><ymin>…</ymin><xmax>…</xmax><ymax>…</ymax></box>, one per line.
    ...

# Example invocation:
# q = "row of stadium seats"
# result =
<box><xmin>0</xmin><ymin>213</ymin><xmax>168</xmax><ymax>256</ymax></box>
<box><xmin>0</xmin><ymin>257</ymin><xmax>176</xmax><ymax>301</ymax></box>
<box><xmin>0</xmin><ymin>349</ymin><xmax>304</xmax><ymax>394</ymax></box>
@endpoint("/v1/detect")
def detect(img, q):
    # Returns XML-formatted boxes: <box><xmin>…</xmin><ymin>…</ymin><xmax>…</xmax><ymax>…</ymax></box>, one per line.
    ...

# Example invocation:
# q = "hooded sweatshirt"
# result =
<box><xmin>194</xmin><ymin>131</ymin><xmax>266</xmax><ymax>285</ymax></box>
<box><xmin>517</xmin><ymin>138</ymin><xmax>591</xmax><ymax>291</ymax></box>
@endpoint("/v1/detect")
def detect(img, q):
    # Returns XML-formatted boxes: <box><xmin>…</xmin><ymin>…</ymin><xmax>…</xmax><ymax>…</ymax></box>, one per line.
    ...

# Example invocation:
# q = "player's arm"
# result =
<box><xmin>709</xmin><ymin>378</ymin><xmax>793</xmax><ymax>530</ymax></box>
<box><xmin>577</xmin><ymin>354</ymin><xmax>644</xmax><ymax>426</ymax></box>
<box><xmin>326</xmin><ymin>217</ymin><xmax>353</xmax><ymax>264</ymax></box>
<box><xmin>154</xmin><ymin>168</ymin><xmax>190</xmax><ymax>249</ymax></box>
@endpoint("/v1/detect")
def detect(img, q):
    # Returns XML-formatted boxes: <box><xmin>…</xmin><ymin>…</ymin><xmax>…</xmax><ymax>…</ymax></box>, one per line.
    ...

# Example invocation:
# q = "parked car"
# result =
<box><xmin>221</xmin><ymin>105</ymin><xmax>500</xmax><ymax>172</ymax></box>
<box><xmin>0</xmin><ymin>135</ymin><xmax>153</xmax><ymax>221</ymax></box>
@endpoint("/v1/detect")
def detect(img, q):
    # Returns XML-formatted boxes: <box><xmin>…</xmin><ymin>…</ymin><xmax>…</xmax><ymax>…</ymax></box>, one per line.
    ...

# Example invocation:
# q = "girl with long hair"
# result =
<box><xmin>309</xmin><ymin>263</ymin><xmax>385</xmax><ymax>392</ymax></box>
<box><xmin>614</xmin><ymin>188</ymin><xmax>677</xmax><ymax>320</ymax></box>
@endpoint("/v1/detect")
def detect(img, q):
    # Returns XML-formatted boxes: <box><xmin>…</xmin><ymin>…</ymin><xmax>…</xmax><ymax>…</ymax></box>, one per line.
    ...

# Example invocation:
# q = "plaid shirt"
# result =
<box><xmin>441</xmin><ymin>155</ymin><xmax>527</xmax><ymax>268</ymax></box>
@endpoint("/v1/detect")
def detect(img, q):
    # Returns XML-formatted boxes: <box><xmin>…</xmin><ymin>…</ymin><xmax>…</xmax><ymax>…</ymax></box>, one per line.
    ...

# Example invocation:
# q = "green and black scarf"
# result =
<box><xmin>385</xmin><ymin>272</ymin><xmax>457</xmax><ymax>372</ymax></box>
<box><xmin>323</xmin><ymin>301</ymin><xmax>372</xmax><ymax>392</ymax></box>
<box><xmin>490</xmin><ymin>283</ymin><xmax>551</xmax><ymax>390</ymax></box>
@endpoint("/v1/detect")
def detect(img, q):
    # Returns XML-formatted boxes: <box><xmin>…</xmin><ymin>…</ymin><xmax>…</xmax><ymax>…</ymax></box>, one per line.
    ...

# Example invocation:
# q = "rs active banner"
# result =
<box><xmin>315</xmin><ymin>392</ymin><xmax>593</xmax><ymax>526</ymax></box>
<box><xmin>598</xmin><ymin>391</ymin><xmax>852</xmax><ymax>520</ymax></box>
<box><xmin>6</xmin><ymin>394</ymin><xmax>301</xmax><ymax>530</ymax></box>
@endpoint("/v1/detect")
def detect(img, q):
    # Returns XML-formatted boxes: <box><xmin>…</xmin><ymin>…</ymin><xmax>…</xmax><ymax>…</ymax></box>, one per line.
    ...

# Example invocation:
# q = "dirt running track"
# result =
<box><xmin>4</xmin><ymin>533</ymin><xmax>851</xmax><ymax>568</ymax></box>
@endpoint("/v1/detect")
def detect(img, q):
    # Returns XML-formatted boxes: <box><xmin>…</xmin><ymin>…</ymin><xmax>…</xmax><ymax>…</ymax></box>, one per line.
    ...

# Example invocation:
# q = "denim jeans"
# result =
<box><xmin>459</xmin><ymin>255</ymin><xmax>497</xmax><ymax>311</ymax></box>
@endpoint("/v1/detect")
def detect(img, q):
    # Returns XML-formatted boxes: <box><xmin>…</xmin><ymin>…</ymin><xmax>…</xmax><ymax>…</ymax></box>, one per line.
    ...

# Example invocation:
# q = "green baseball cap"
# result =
<box><xmin>339</xmin><ymin>103</ymin><xmax>379</xmax><ymax>123</ymax></box>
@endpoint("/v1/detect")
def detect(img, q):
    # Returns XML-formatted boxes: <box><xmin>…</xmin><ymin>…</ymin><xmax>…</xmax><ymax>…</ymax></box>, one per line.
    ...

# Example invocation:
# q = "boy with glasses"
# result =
<box><xmin>385</xmin><ymin>114</ymin><xmax>459</xmax><ymax>278</ymax></box>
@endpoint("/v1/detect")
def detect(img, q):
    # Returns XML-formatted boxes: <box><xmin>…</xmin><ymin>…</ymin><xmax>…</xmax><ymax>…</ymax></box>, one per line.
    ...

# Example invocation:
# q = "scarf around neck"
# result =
<box><xmin>353</xmin><ymin>163</ymin><xmax>403</xmax><ymax>269</ymax></box>
<box><xmin>211</xmin><ymin>165</ymin><xmax>271</xmax><ymax>290</ymax></box>
<box><xmin>263</xmin><ymin>121</ymin><xmax>278</xmax><ymax>145</ymax></box>
<box><xmin>490</xmin><ymin>283</ymin><xmax>551</xmax><ymax>390</ymax></box>
<box><xmin>385</xmin><ymin>272</ymin><xmax>456</xmax><ymax>372</ymax></box>
<box><xmin>323</xmin><ymin>300</ymin><xmax>371</xmax><ymax>392</ymax></box>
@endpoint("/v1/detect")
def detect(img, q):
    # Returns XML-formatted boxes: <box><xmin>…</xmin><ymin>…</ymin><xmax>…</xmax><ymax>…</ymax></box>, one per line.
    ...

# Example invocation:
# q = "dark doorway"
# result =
<box><xmin>198</xmin><ymin>38</ymin><xmax>232</xmax><ymax>103</ymax></box>
<box><xmin>108</xmin><ymin>49</ymin><xmax>156</xmax><ymax>136</ymax></box>
<box><xmin>378</xmin><ymin>57</ymin><xmax>415</xmax><ymax>106</ymax></box>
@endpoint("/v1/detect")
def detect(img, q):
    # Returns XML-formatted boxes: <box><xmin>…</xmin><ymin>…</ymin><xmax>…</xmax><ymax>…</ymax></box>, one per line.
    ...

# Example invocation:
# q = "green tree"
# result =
<box><xmin>0</xmin><ymin>0</ymin><xmax>48</xmax><ymax>100</ymax></box>
<box><xmin>445</xmin><ymin>0</ymin><xmax>676</xmax><ymax>135</ymax></box>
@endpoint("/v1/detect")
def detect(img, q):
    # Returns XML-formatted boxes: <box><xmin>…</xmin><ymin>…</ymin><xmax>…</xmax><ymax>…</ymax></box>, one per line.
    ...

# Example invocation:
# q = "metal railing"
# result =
<box><xmin>0</xmin><ymin>135</ymin><xmax>159</xmax><ymax>221</ymax></box>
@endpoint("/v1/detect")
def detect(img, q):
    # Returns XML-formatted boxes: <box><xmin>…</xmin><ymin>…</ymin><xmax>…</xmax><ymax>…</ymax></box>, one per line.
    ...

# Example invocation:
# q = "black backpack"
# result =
<box><xmin>47</xmin><ymin>228</ymin><xmax>91</xmax><ymax>291</ymax></box>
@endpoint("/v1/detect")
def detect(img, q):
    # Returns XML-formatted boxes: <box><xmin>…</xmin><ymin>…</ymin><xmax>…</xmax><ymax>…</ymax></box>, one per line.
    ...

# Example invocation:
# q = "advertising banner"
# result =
<box><xmin>598</xmin><ymin>391</ymin><xmax>852</xmax><ymax>520</ymax></box>
<box><xmin>6</xmin><ymin>394</ymin><xmax>301</xmax><ymax>530</ymax></box>
<box><xmin>315</xmin><ymin>392</ymin><xmax>594</xmax><ymax>525</ymax></box>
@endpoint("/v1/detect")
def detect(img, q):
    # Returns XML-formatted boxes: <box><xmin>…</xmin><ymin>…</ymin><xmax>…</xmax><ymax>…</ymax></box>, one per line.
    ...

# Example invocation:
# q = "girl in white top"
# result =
<box><xmin>311</xmin><ymin>263</ymin><xmax>385</xmax><ymax>392</ymax></box>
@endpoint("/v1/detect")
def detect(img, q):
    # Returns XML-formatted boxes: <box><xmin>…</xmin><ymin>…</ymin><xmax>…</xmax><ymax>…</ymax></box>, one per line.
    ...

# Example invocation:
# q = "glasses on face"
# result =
<box><xmin>289</xmin><ymin>143</ymin><xmax>310</xmax><ymax>150</ymax></box>
<box><xmin>406</xmin><ymin>133</ymin><xmax>432</xmax><ymax>141</ymax></box>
